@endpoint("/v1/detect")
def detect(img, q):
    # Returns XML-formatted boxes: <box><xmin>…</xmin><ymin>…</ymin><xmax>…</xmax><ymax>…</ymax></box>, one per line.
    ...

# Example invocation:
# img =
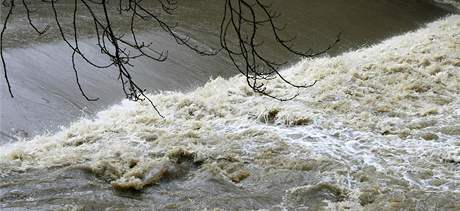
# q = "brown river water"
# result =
<box><xmin>0</xmin><ymin>0</ymin><xmax>459</xmax><ymax>210</ymax></box>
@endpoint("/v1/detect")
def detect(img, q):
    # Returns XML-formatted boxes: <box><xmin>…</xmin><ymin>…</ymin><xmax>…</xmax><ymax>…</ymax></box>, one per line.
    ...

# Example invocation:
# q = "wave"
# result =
<box><xmin>1</xmin><ymin>15</ymin><xmax>459</xmax><ymax>209</ymax></box>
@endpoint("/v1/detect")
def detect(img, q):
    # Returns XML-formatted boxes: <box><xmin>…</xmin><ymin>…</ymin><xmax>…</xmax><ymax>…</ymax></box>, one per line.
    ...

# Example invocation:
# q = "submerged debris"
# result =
<box><xmin>285</xmin><ymin>183</ymin><xmax>348</xmax><ymax>210</ymax></box>
<box><xmin>259</xmin><ymin>108</ymin><xmax>280</xmax><ymax>124</ymax></box>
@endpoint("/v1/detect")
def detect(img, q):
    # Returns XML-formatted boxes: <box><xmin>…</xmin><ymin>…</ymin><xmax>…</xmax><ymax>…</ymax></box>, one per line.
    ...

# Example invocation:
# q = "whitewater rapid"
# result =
<box><xmin>1</xmin><ymin>15</ymin><xmax>459</xmax><ymax>210</ymax></box>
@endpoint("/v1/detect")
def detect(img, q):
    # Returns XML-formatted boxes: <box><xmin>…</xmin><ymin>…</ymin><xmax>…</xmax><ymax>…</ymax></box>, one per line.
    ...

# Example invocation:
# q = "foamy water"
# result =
<box><xmin>1</xmin><ymin>15</ymin><xmax>459</xmax><ymax>210</ymax></box>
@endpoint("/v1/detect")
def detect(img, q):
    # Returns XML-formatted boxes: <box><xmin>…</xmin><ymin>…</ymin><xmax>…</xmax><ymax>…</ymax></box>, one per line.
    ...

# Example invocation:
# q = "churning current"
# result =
<box><xmin>0</xmin><ymin>1</ymin><xmax>459</xmax><ymax>210</ymax></box>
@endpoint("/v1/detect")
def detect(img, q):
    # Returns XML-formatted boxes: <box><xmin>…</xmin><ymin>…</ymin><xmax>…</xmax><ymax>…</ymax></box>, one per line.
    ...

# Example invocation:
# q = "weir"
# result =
<box><xmin>0</xmin><ymin>0</ymin><xmax>452</xmax><ymax>142</ymax></box>
<box><xmin>0</xmin><ymin>1</ymin><xmax>459</xmax><ymax>210</ymax></box>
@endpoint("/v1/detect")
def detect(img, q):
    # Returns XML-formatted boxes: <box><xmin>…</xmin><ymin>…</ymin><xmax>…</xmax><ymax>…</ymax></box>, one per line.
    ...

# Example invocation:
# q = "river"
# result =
<box><xmin>0</xmin><ymin>0</ymin><xmax>452</xmax><ymax>142</ymax></box>
<box><xmin>0</xmin><ymin>0</ymin><xmax>459</xmax><ymax>210</ymax></box>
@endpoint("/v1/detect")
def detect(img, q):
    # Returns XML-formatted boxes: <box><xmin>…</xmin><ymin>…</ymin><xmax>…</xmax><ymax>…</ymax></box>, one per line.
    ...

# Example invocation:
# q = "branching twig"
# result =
<box><xmin>1</xmin><ymin>0</ymin><xmax>340</xmax><ymax>116</ymax></box>
<box><xmin>1</xmin><ymin>0</ymin><xmax>15</xmax><ymax>97</ymax></box>
<box><xmin>220</xmin><ymin>0</ymin><xmax>340</xmax><ymax>101</ymax></box>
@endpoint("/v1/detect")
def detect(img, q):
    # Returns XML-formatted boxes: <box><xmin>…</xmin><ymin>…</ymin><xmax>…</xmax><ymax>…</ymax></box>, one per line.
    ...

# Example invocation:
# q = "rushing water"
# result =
<box><xmin>1</xmin><ymin>1</ymin><xmax>459</xmax><ymax>210</ymax></box>
<box><xmin>0</xmin><ymin>0</ymin><xmax>451</xmax><ymax>142</ymax></box>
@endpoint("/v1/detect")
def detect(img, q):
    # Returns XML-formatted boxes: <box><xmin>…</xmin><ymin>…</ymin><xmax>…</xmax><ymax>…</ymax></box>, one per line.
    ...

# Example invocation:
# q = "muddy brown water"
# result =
<box><xmin>0</xmin><ymin>0</ymin><xmax>458</xmax><ymax>210</ymax></box>
<box><xmin>0</xmin><ymin>0</ymin><xmax>452</xmax><ymax>142</ymax></box>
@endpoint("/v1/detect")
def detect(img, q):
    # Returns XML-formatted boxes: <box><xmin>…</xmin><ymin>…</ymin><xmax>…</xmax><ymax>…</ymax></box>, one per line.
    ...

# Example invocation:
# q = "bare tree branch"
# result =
<box><xmin>1</xmin><ymin>0</ymin><xmax>340</xmax><ymax>116</ymax></box>
<box><xmin>1</xmin><ymin>0</ymin><xmax>15</xmax><ymax>97</ymax></box>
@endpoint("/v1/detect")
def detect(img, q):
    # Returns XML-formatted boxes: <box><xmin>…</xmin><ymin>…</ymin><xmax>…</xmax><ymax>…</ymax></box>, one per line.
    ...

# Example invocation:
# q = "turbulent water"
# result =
<box><xmin>0</xmin><ymin>12</ymin><xmax>459</xmax><ymax>210</ymax></box>
<box><xmin>1</xmin><ymin>0</ymin><xmax>452</xmax><ymax>143</ymax></box>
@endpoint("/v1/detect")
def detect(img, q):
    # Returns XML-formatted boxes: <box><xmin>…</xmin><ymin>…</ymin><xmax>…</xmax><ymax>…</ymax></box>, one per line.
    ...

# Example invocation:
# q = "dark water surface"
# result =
<box><xmin>0</xmin><ymin>0</ymin><xmax>452</xmax><ymax>143</ymax></box>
